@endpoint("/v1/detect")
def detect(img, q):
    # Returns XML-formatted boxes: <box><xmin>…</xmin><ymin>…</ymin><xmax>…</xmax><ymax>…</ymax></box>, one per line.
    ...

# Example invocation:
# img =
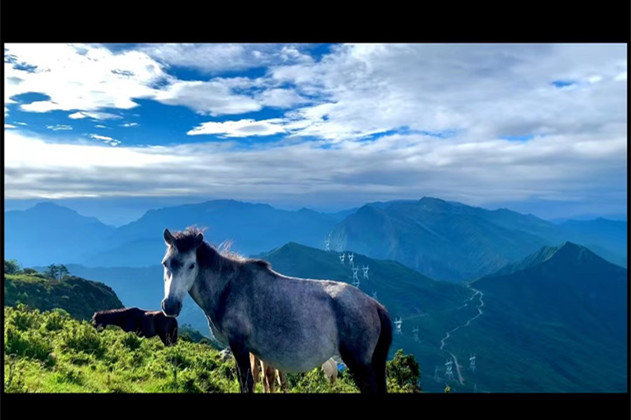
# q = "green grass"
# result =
<box><xmin>4</xmin><ymin>304</ymin><xmax>419</xmax><ymax>393</ymax></box>
<box><xmin>4</xmin><ymin>273</ymin><xmax>123</xmax><ymax>321</ymax></box>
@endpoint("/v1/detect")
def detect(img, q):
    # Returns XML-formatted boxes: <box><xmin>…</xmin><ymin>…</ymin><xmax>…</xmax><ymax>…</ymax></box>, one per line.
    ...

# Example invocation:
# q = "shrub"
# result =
<box><xmin>386</xmin><ymin>349</ymin><xmax>421</xmax><ymax>392</ymax></box>
<box><xmin>5</xmin><ymin>325</ymin><xmax>54</xmax><ymax>366</ymax></box>
<box><xmin>8</xmin><ymin>304</ymin><xmax>41</xmax><ymax>331</ymax></box>
<box><xmin>122</xmin><ymin>332</ymin><xmax>143</xmax><ymax>351</ymax></box>
<box><xmin>62</xmin><ymin>324</ymin><xmax>105</xmax><ymax>358</ymax></box>
<box><xmin>41</xmin><ymin>310</ymin><xmax>70</xmax><ymax>332</ymax></box>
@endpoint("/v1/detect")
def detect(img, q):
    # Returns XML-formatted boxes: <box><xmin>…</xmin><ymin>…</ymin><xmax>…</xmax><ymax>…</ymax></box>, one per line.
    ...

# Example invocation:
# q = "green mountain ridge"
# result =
<box><xmin>4</xmin><ymin>273</ymin><xmax>124</xmax><ymax>321</ymax></box>
<box><xmin>259</xmin><ymin>241</ymin><xmax>627</xmax><ymax>392</ymax></box>
<box><xmin>458</xmin><ymin>242</ymin><xmax>628</xmax><ymax>392</ymax></box>
<box><xmin>330</xmin><ymin>197</ymin><xmax>626</xmax><ymax>282</ymax></box>
<box><xmin>257</xmin><ymin>242</ymin><xmax>485</xmax><ymax>392</ymax></box>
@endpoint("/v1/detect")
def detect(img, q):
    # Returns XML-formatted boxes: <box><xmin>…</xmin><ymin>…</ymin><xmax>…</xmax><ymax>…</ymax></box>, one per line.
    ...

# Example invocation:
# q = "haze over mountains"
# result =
<box><xmin>4</xmin><ymin>197</ymin><xmax>627</xmax><ymax>392</ymax></box>
<box><xmin>5</xmin><ymin>197</ymin><xmax>626</xmax><ymax>282</ymax></box>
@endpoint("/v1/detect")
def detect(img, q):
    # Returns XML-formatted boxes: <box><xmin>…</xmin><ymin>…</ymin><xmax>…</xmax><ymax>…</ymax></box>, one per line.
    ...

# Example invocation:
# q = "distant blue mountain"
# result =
<box><xmin>5</xmin><ymin>202</ymin><xmax>115</xmax><ymax>267</ymax></box>
<box><xmin>329</xmin><ymin>197</ymin><xmax>626</xmax><ymax>281</ymax></box>
<box><xmin>85</xmin><ymin>199</ymin><xmax>339</xmax><ymax>267</ymax></box>
<box><xmin>559</xmin><ymin>218</ymin><xmax>627</xmax><ymax>267</ymax></box>
<box><xmin>5</xmin><ymin>197</ymin><xmax>626</xmax><ymax>276</ymax></box>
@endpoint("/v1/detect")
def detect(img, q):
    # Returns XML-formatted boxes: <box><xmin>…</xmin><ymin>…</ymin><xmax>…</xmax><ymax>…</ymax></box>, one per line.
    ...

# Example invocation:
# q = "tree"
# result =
<box><xmin>22</xmin><ymin>268</ymin><xmax>39</xmax><ymax>275</ymax></box>
<box><xmin>5</xmin><ymin>259</ymin><xmax>21</xmax><ymax>274</ymax></box>
<box><xmin>58</xmin><ymin>265</ymin><xmax>70</xmax><ymax>279</ymax></box>
<box><xmin>45</xmin><ymin>264</ymin><xmax>59</xmax><ymax>280</ymax></box>
<box><xmin>386</xmin><ymin>349</ymin><xmax>421</xmax><ymax>392</ymax></box>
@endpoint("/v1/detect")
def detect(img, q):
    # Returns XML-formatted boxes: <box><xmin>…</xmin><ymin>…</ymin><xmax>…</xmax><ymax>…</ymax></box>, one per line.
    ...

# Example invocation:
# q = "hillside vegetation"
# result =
<box><xmin>4</xmin><ymin>271</ymin><xmax>123</xmax><ymax>321</ymax></box>
<box><xmin>4</xmin><ymin>305</ymin><xmax>420</xmax><ymax>393</ymax></box>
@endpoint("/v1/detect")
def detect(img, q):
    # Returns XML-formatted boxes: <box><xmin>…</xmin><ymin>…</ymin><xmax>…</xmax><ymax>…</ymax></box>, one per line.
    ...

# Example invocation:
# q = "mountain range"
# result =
<box><xmin>4</xmin><ymin>197</ymin><xmax>627</xmax><ymax>283</ymax></box>
<box><xmin>261</xmin><ymin>241</ymin><xmax>628</xmax><ymax>392</ymax></box>
<box><xmin>9</xmin><ymin>237</ymin><xmax>628</xmax><ymax>392</ymax></box>
<box><xmin>329</xmin><ymin>197</ymin><xmax>626</xmax><ymax>281</ymax></box>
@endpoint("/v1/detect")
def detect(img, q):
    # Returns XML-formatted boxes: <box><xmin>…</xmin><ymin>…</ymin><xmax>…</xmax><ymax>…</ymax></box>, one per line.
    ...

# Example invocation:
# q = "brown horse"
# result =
<box><xmin>91</xmin><ymin>307</ymin><xmax>178</xmax><ymax>346</ymax></box>
<box><xmin>250</xmin><ymin>353</ymin><xmax>288</xmax><ymax>393</ymax></box>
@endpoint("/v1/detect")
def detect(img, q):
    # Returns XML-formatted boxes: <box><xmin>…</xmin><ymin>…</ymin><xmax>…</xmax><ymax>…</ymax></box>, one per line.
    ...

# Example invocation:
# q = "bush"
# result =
<box><xmin>41</xmin><ymin>310</ymin><xmax>70</xmax><ymax>332</ymax></box>
<box><xmin>61</xmin><ymin>324</ymin><xmax>105</xmax><ymax>358</ymax></box>
<box><xmin>386</xmin><ymin>349</ymin><xmax>421</xmax><ymax>392</ymax></box>
<box><xmin>5</xmin><ymin>259</ymin><xmax>21</xmax><ymax>274</ymax></box>
<box><xmin>5</xmin><ymin>325</ymin><xmax>54</xmax><ymax>366</ymax></box>
<box><xmin>8</xmin><ymin>304</ymin><xmax>41</xmax><ymax>331</ymax></box>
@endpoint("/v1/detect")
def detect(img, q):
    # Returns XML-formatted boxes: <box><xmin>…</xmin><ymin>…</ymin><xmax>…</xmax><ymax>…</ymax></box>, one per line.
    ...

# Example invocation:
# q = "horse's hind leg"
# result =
<box><xmin>230</xmin><ymin>342</ymin><xmax>254</xmax><ymax>393</ymax></box>
<box><xmin>340</xmin><ymin>347</ymin><xmax>379</xmax><ymax>394</ymax></box>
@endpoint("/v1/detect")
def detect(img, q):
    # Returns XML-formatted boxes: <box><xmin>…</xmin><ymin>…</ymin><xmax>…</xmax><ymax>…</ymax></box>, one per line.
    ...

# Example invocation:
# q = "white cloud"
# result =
<box><xmin>268</xmin><ymin>43</ymin><xmax>627</xmax><ymax>142</ymax></box>
<box><xmin>69</xmin><ymin>111</ymin><xmax>122</xmax><ymax>120</ymax></box>
<box><xmin>46</xmin><ymin>124</ymin><xmax>73</xmax><ymax>131</ymax></box>
<box><xmin>154</xmin><ymin>79</ymin><xmax>262</xmax><ymax>116</ymax></box>
<box><xmin>187</xmin><ymin>119</ymin><xmax>286</xmax><ymax>137</ymax></box>
<box><xmin>121</xmin><ymin>122</ymin><xmax>139</xmax><ymax>127</ymax></box>
<box><xmin>141</xmin><ymin>43</ymin><xmax>312</xmax><ymax>74</ymax></box>
<box><xmin>256</xmin><ymin>88</ymin><xmax>309</xmax><ymax>108</ymax></box>
<box><xmin>5</xmin><ymin>43</ymin><xmax>168</xmax><ymax>114</ymax></box>
<box><xmin>95</xmin><ymin>124</ymin><xmax>107</xmax><ymax>128</ymax></box>
<box><xmin>5</xmin><ymin>124</ymin><xmax>16</xmax><ymax>129</ymax></box>
<box><xmin>88</xmin><ymin>133</ymin><xmax>121</xmax><ymax>146</ymax></box>
<box><xmin>4</xmin><ymin>130</ymin><xmax>626</xmax><ymax>219</ymax></box>
<box><xmin>3</xmin><ymin>44</ymin><xmax>626</xmax><ymax>218</ymax></box>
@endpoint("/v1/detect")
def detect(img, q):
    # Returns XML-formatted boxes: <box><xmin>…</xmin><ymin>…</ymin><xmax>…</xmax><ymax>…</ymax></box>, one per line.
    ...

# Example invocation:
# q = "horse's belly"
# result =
<box><xmin>261</xmin><ymin>345</ymin><xmax>338</xmax><ymax>373</ymax></box>
<box><xmin>250</xmin><ymin>325</ymin><xmax>339</xmax><ymax>373</ymax></box>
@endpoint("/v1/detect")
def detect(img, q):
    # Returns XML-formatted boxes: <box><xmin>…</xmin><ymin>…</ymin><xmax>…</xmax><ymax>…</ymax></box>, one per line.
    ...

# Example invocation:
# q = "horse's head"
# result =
<box><xmin>161</xmin><ymin>228</ymin><xmax>203</xmax><ymax>318</ymax></box>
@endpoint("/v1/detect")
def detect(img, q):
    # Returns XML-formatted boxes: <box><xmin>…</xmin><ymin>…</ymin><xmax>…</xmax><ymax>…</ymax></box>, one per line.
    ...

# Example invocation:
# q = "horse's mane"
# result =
<box><xmin>172</xmin><ymin>227</ymin><xmax>272</xmax><ymax>271</ymax></box>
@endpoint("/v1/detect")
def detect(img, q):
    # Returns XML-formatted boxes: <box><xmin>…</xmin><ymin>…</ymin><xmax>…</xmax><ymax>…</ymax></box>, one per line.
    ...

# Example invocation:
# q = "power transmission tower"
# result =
<box><xmin>352</xmin><ymin>267</ymin><xmax>360</xmax><ymax>287</ymax></box>
<box><xmin>469</xmin><ymin>354</ymin><xmax>476</xmax><ymax>373</ymax></box>
<box><xmin>445</xmin><ymin>360</ymin><xmax>454</xmax><ymax>381</ymax></box>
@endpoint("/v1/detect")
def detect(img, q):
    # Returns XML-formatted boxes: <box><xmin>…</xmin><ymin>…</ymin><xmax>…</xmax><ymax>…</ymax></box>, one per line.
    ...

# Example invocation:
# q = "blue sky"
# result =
<box><xmin>4</xmin><ymin>43</ymin><xmax>628</xmax><ymax>223</ymax></box>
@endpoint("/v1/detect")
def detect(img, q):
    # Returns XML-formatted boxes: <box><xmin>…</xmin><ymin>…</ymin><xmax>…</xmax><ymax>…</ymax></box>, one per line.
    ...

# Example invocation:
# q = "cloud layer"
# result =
<box><xmin>3</xmin><ymin>43</ymin><xmax>627</xmax><ymax>218</ymax></box>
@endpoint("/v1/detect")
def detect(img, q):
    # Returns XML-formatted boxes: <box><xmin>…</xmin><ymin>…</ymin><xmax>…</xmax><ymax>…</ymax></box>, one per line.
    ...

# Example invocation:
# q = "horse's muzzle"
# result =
<box><xmin>161</xmin><ymin>298</ymin><xmax>182</xmax><ymax>318</ymax></box>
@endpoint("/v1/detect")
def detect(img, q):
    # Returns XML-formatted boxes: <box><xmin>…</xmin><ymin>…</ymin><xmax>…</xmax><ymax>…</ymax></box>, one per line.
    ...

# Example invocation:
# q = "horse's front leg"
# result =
<box><xmin>230</xmin><ymin>342</ymin><xmax>254</xmax><ymax>393</ymax></box>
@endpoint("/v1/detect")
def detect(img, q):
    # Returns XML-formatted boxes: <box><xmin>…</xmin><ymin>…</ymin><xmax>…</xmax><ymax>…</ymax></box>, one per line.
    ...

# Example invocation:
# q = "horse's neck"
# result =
<box><xmin>189</xmin><ymin>262</ymin><xmax>240</xmax><ymax>319</ymax></box>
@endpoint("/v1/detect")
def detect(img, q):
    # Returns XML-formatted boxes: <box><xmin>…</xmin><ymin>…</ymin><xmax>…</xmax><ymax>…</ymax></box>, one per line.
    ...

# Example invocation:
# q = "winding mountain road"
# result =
<box><xmin>439</xmin><ymin>285</ymin><xmax>485</xmax><ymax>385</ymax></box>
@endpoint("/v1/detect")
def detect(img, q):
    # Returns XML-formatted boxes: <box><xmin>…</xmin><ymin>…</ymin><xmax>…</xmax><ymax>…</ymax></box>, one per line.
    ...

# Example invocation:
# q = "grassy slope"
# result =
<box><xmin>4</xmin><ymin>273</ymin><xmax>124</xmax><ymax>321</ymax></box>
<box><xmin>4</xmin><ymin>305</ymin><xmax>420</xmax><ymax>393</ymax></box>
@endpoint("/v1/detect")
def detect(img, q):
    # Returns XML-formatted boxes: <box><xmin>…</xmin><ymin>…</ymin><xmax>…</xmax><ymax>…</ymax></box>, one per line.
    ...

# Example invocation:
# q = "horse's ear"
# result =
<box><xmin>164</xmin><ymin>229</ymin><xmax>175</xmax><ymax>246</ymax></box>
<box><xmin>194</xmin><ymin>232</ymin><xmax>204</xmax><ymax>248</ymax></box>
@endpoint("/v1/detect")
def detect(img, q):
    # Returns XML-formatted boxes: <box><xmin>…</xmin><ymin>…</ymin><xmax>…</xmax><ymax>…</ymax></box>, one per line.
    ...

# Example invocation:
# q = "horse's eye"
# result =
<box><xmin>189</xmin><ymin>263</ymin><xmax>195</xmax><ymax>270</ymax></box>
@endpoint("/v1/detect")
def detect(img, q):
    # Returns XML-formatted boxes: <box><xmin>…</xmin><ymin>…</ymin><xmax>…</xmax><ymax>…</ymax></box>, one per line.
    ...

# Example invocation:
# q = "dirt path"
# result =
<box><xmin>438</xmin><ymin>285</ymin><xmax>485</xmax><ymax>385</ymax></box>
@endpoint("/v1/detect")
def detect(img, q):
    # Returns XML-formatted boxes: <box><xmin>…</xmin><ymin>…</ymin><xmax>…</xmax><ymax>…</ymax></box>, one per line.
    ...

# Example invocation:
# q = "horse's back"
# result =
<box><xmin>243</xmin><ymin>272</ymin><xmax>383</xmax><ymax>371</ymax></box>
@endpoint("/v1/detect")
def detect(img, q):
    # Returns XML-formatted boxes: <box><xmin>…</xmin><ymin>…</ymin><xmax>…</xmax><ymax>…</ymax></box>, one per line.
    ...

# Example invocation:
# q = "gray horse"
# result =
<box><xmin>160</xmin><ymin>227</ymin><xmax>392</xmax><ymax>394</ymax></box>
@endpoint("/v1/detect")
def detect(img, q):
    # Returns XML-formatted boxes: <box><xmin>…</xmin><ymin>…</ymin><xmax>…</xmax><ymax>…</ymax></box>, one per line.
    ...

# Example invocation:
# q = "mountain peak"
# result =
<box><xmin>490</xmin><ymin>241</ymin><xmax>615</xmax><ymax>278</ymax></box>
<box><xmin>32</xmin><ymin>201</ymin><xmax>71</xmax><ymax>211</ymax></box>
<box><xmin>419</xmin><ymin>196</ymin><xmax>446</xmax><ymax>204</ymax></box>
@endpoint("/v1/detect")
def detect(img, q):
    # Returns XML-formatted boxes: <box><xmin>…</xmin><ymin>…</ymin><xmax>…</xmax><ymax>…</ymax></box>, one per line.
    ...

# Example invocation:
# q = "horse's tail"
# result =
<box><xmin>372</xmin><ymin>304</ymin><xmax>392</xmax><ymax>393</ymax></box>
